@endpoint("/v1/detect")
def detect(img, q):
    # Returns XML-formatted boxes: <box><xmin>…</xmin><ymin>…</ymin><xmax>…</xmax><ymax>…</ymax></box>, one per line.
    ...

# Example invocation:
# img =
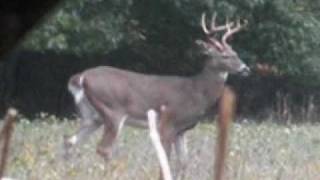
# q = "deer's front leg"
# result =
<box><xmin>158</xmin><ymin>106</ymin><xmax>179</xmax><ymax>180</ymax></box>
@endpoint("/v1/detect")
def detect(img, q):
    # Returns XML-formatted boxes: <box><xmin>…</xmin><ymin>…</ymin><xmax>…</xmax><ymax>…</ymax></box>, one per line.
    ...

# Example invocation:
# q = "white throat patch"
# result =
<box><xmin>219</xmin><ymin>72</ymin><xmax>229</xmax><ymax>80</ymax></box>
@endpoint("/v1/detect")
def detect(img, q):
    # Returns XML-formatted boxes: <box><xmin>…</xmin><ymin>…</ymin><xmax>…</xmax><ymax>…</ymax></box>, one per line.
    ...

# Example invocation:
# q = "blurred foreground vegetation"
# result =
<box><xmin>3</xmin><ymin>118</ymin><xmax>320</xmax><ymax>179</ymax></box>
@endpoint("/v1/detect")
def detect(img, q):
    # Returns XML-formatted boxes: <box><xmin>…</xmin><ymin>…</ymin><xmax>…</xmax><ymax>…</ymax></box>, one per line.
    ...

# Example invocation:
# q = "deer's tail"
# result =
<box><xmin>68</xmin><ymin>73</ymin><xmax>85</xmax><ymax>104</ymax></box>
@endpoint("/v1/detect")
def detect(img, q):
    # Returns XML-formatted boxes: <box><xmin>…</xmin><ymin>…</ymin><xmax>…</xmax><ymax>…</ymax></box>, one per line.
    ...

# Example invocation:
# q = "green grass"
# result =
<box><xmin>3</xmin><ymin>117</ymin><xmax>320</xmax><ymax>180</ymax></box>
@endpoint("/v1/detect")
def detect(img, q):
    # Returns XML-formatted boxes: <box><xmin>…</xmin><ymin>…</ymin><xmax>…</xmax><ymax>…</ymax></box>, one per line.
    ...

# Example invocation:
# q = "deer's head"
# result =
<box><xmin>197</xmin><ymin>13</ymin><xmax>250</xmax><ymax>75</ymax></box>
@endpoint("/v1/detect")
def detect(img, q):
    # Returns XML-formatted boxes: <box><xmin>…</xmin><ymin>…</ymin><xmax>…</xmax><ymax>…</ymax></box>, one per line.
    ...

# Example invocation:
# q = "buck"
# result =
<box><xmin>64</xmin><ymin>12</ymin><xmax>249</xmax><ymax>178</ymax></box>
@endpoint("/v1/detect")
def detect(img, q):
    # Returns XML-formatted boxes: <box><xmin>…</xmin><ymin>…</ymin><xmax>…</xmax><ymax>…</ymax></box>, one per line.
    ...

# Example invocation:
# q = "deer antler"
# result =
<box><xmin>222</xmin><ymin>19</ymin><xmax>247</xmax><ymax>49</ymax></box>
<box><xmin>201</xmin><ymin>12</ymin><xmax>248</xmax><ymax>51</ymax></box>
<box><xmin>201</xmin><ymin>13</ymin><xmax>234</xmax><ymax>35</ymax></box>
<box><xmin>201</xmin><ymin>13</ymin><xmax>211</xmax><ymax>35</ymax></box>
<box><xmin>201</xmin><ymin>13</ymin><xmax>230</xmax><ymax>51</ymax></box>
<box><xmin>201</xmin><ymin>13</ymin><xmax>239</xmax><ymax>51</ymax></box>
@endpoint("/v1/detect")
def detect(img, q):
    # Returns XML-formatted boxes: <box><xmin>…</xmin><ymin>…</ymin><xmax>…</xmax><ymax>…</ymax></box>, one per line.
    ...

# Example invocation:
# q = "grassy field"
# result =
<box><xmin>2</xmin><ymin>116</ymin><xmax>320</xmax><ymax>180</ymax></box>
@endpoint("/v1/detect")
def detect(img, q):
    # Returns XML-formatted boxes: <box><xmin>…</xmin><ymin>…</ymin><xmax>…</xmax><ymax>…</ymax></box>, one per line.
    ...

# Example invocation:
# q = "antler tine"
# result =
<box><xmin>202</xmin><ymin>12</ymin><xmax>234</xmax><ymax>34</ymax></box>
<box><xmin>211</xmin><ymin>13</ymin><xmax>234</xmax><ymax>32</ymax></box>
<box><xmin>201</xmin><ymin>13</ymin><xmax>210</xmax><ymax>35</ymax></box>
<box><xmin>222</xmin><ymin>18</ymin><xmax>245</xmax><ymax>48</ymax></box>
<box><xmin>200</xmin><ymin>12</ymin><xmax>227</xmax><ymax>51</ymax></box>
<box><xmin>210</xmin><ymin>13</ymin><xmax>217</xmax><ymax>30</ymax></box>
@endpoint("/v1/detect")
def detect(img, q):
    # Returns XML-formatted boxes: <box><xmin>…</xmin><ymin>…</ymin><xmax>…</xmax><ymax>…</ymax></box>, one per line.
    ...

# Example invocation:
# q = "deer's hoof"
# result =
<box><xmin>62</xmin><ymin>135</ymin><xmax>73</xmax><ymax>160</ymax></box>
<box><xmin>96</xmin><ymin>147</ymin><xmax>112</xmax><ymax>162</ymax></box>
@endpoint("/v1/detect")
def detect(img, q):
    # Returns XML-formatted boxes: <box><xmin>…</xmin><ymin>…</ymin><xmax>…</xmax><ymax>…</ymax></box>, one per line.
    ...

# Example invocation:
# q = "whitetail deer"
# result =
<box><xmin>64</xmin><ymin>12</ymin><xmax>249</xmax><ymax>178</ymax></box>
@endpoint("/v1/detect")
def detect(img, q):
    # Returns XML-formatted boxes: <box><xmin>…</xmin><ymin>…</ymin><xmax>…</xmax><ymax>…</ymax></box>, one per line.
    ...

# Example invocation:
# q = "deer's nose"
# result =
<box><xmin>239</xmin><ymin>64</ymin><xmax>251</xmax><ymax>76</ymax></box>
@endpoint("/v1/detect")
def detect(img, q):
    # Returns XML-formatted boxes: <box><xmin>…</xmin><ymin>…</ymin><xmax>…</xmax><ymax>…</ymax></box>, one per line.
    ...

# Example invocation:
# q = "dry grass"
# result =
<box><xmin>2</xmin><ymin>116</ymin><xmax>320</xmax><ymax>180</ymax></box>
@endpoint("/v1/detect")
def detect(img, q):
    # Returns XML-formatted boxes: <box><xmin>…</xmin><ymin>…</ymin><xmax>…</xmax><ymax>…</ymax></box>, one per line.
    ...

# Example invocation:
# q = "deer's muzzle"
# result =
<box><xmin>239</xmin><ymin>64</ymin><xmax>250</xmax><ymax>76</ymax></box>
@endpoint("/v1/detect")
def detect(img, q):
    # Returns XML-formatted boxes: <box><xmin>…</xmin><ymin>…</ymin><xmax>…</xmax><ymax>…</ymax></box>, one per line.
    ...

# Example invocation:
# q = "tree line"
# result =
<box><xmin>1</xmin><ymin>0</ymin><xmax>319</xmax><ymax>121</ymax></box>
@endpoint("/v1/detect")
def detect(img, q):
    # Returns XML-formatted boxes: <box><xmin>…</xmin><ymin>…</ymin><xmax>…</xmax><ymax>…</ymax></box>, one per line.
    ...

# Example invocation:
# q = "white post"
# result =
<box><xmin>147</xmin><ymin>109</ymin><xmax>173</xmax><ymax>180</ymax></box>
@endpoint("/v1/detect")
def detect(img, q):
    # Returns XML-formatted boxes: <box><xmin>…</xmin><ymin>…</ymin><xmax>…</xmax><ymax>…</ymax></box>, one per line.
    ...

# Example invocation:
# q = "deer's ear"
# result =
<box><xmin>195</xmin><ymin>40</ymin><xmax>209</xmax><ymax>49</ymax></box>
<box><xmin>196</xmin><ymin>39</ymin><xmax>224</xmax><ymax>54</ymax></box>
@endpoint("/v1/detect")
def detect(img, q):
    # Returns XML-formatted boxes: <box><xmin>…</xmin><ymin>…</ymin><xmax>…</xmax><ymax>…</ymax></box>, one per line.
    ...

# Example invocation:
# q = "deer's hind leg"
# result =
<box><xmin>64</xmin><ymin>98</ymin><xmax>102</xmax><ymax>158</ymax></box>
<box><xmin>81</xmin><ymin>86</ymin><xmax>127</xmax><ymax>161</ymax></box>
<box><xmin>94</xmin><ymin>107</ymin><xmax>127</xmax><ymax>161</ymax></box>
<box><xmin>174</xmin><ymin>133</ymin><xmax>188</xmax><ymax>179</ymax></box>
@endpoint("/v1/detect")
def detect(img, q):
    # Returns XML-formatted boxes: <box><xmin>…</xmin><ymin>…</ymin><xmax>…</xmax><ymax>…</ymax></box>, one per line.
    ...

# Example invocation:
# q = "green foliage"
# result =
<box><xmin>22</xmin><ymin>0</ymin><xmax>320</xmax><ymax>87</ymax></box>
<box><xmin>23</xmin><ymin>0</ymin><xmax>132</xmax><ymax>54</ymax></box>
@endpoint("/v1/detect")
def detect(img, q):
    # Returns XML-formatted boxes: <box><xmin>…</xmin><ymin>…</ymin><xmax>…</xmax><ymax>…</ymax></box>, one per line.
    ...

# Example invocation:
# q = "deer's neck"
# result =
<box><xmin>192</xmin><ymin>66</ymin><xmax>228</xmax><ymax>101</ymax></box>
<box><xmin>194</xmin><ymin>66</ymin><xmax>228</xmax><ymax>85</ymax></box>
